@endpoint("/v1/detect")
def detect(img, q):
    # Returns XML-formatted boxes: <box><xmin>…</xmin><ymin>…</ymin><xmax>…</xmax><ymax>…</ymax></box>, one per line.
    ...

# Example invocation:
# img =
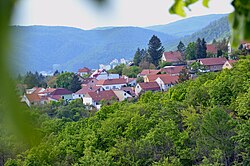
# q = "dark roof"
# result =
<box><xmin>81</xmin><ymin>78</ymin><xmax>97</xmax><ymax>84</ymax></box>
<box><xmin>50</xmin><ymin>88</ymin><xmax>72</xmax><ymax>95</ymax></box>
<box><xmin>139</xmin><ymin>69</ymin><xmax>161</xmax><ymax>76</ymax></box>
<box><xmin>138</xmin><ymin>82</ymin><xmax>161</xmax><ymax>91</ymax></box>
<box><xmin>161</xmin><ymin>66</ymin><xmax>184</xmax><ymax>75</ymax></box>
<box><xmin>199</xmin><ymin>57</ymin><xmax>227</xmax><ymax>66</ymax></box>
<box><xmin>146</xmin><ymin>74</ymin><xmax>171</xmax><ymax>82</ymax></box>
<box><xmin>87</xmin><ymin>90</ymin><xmax>118</xmax><ymax>102</ymax></box>
<box><xmin>163</xmin><ymin>51</ymin><xmax>183</xmax><ymax>63</ymax></box>
<box><xmin>96</xmin><ymin>78</ymin><xmax>127</xmax><ymax>85</ymax></box>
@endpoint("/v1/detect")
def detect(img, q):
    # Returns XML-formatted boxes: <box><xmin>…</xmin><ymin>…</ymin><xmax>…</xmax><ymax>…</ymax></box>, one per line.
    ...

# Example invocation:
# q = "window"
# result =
<box><xmin>79</xmin><ymin>95</ymin><xmax>81</xmax><ymax>97</ymax></box>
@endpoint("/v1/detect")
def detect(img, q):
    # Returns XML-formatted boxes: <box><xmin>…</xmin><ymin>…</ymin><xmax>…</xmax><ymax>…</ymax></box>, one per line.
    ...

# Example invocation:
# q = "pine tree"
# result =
<box><xmin>69</xmin><ymin>74</ymin><xmax>81</xmax><ymax>92</ymax></box>
<box><xmin>148</xmin><ymin>35</ymin><xmax>164</xmax><ymax>67</ymax></box>
<box><xmin>201</xmin><ymin>38</ymin><xmax>207</xmax><ymax>58</ymax></box>
<box><xmin>133</xmin><ymin>48</ymin><xmax>142</xmax><ymax>66</ymax></box>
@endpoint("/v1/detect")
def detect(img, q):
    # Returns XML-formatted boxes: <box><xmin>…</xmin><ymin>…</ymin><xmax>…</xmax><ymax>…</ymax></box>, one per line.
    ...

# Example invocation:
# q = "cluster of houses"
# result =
<box><xmin>22</xmin><ymin>42</ymin><xmax>243</xmax><ymax>109</ymax></box>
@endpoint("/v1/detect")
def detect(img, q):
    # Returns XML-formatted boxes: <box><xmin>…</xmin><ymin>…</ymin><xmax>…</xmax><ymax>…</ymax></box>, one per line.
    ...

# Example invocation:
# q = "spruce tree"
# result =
<box><xmin>201</xmin><ymin>38</ymin><xmax>207</xmax><ymax>58</ymax></box>
<box><xmin>196</xmin><ymin>38</ymin><xmax>202</xmax><ymax>59</ymax></box>
<box><xmin>133</xmin><ymin>48</ymin><xmax>142</xmax><ymax>66</ymax></box>
<box><xmin>148</xmin><ymin>35</ymin><xmax>164</xmax><ymax>67</ymax></box>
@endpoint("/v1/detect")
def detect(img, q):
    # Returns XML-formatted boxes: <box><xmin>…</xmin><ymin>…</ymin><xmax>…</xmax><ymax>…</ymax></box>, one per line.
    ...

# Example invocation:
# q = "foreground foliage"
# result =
<box><xmin>2</xmin><ymin>57</ymin><xmax>250</xmax><ymax>165</ymax></box>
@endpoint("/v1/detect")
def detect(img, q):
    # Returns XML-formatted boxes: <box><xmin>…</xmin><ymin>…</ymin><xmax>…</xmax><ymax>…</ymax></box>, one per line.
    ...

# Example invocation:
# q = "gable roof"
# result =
<box><xmin>96</xmin><ymin>78</ymin><xmax>127</xmax><ymax>85</ymax></box>
<box><xmin>163</xmin><ymin>51</ymin><xmax>183</xmax><ymax>63</ymax></box>
<box><xmin>25</xmin><ymin>93</ymin><xmax>42</xmax><ymax>102</ymax></box>
<box><xmin>78</xmin><ymin>67</ymin><xmax>91</xmax><ymax>73</ymax></box>
<box><xmin>206</xmin><ymin>44</ymin><xmax>217</xmax><ymax>54</ymax></box>
<box><xmin>81</xmin><ymin>78</ymin><xmax>97</xmax><ymax>85</ymax></box>
<box><xmin>146</xmin><ymin>74</ymin><xmax>171</xmax><ymax>82</ymax></box>
<box><xmin>138</xmin><ymin>82</ymin><xmax>161</xmax><ymax>91</ymax></box>
<box><xmin>50</xmin><ymin>88</ymin><xmax>72</xmax><ymax>96</ymax></box>
<box><xmin>75</xmin><ymin>86</ymin><xmax>102</xmax><ymax>94</ymax></box>
<box><xmin>157</xmin><ymin>75</ymin><xmax>179</xmax><ymax>84</ymax></box>
<box><xmin>38</xmin><ymin>88</ymin><xmax>56</xmax><ymax>95</ymax></box>
<box><xmin>161</xmin><ymin>66</ymin><xmax>184</xmax><ymax>75</ymax></box>
<box><xmin>199</xmin><ymin>57</ymin><xmax>227</xmax><ymax>66</ymax></box>
<box><xmin>87</xmin><ymin>90</ymin><xmax>118</xmax><ymax>102</ymax></box>
<box><xmin>139</xmin><ymin>69</ymin><xmax>161</xmax><ymax>76</ymax></box>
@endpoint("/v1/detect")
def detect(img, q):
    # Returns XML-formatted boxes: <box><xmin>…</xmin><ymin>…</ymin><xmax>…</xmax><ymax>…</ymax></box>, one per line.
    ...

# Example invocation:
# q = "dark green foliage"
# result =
<box><xmin>185</xmin><ymin>42</ymin><xmax>196</xmax><ymax>60</ymax></box>
<box><xmin>133</xmin><ymin>48</ymin><xmax>146</xmax><ymax>66</ymax></box>
<box><xmin>23</xmin><ymin>71</ymin><xmax>47</xmax><ymax>88</ymax></box>
<box><xmin>196</xmin><ymin>38</ymin><xmax>207</xmax><ymax>59</ymax></box>
<box><xmin>56</xmin><ymin>72</ymin><xmax>81</xmax><ymax>92</ymax></box>
<box><xmin>148</xmin><ymin>35</ymin><xmax>165</xmax><ymax>67</ymax></box>
<box><xmin>177</xmin><ymin>41</ymin><xmax>186</xmax><ymax>59</ymax></box>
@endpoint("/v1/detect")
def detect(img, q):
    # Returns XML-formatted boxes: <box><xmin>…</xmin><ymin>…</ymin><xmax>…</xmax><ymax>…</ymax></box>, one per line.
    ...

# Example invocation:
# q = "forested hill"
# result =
<box><xmin>4</xmin><ymin>57</ymin><xmax>250</xmax><ymax>165</ymax></box>
<box><xmin>164</xmin><ymin>16</ymin><xmax>231</xmax><ymax>50</ymax></box>
<box><xmin>11</xmin><ymin>26</ymin><xmax>176</xmax><ymax>73</ymax></box>
<box><xmin>146</xmin><ymin>14</ymin><xmax>227</xmax><ymax>37</ymax></box>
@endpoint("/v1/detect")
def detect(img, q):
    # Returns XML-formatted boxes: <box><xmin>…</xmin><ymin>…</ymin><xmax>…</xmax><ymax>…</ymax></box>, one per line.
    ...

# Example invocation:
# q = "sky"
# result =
<box><xmin>12</xmin><ymin>0</ymin><xmax>234</xmax><ymax>30</ymax></box>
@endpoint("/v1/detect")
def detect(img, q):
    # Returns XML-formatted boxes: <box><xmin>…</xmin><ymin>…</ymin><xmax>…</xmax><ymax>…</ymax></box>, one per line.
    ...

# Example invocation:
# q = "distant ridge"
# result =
<box><xmin>146</xmin><ymin>14</ymin><xmax>227</xmax><ymax>37</ymax></box>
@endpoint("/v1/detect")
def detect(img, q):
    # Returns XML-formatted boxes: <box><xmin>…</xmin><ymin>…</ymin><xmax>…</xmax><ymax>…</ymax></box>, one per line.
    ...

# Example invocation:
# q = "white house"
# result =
<box><xmin>135</xmin><ymin>82</ymin><xmax>161</xmax><ymax>96</ymax></box>
<box><xmin>96</xmin><ymin>78</ymin><xmax>127</xmax><ymax>90</ymax></box>
<box><xmin>112</xmin><ymin>90</ymin><xmax>132</xmax><ymax>101</ymax></box>
<box><xmin>83</xmin><ymin>90</ymin><xmax>118</xmax><ymax>110</ymax></box>
<box><xmin>90</xmin><ymin>69</ymin><xmax>119</xmax><ymax>80</ymax></box>
<box><xmin>155</xmin><ymin>75</ymin><xmax>179</xmax><ymax>91</ymax></box>
<box><xmin>72</xmin><ymin>86</ymin><xmax>103</xmax><ymax>99</ymax></box>
<box><xmin>78</xmin><ymin>67</ymin><xmax>91</xmax><ymax>77</ymax></box>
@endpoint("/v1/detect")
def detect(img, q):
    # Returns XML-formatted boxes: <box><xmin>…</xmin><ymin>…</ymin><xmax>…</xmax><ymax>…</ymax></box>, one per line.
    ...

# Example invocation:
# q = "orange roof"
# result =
<box><xmin>96</xmin><ymin>78</ymin><xmax>127</xmax><ymax>85</ymax></box>
<box><xmin>206</xmin><ymin>44</ymin><xmax>217</xmax><ymax>54</ymax></box>
<box><xmin>138</xmin><ymin>82</ymin><xmax>161</xmax><ymax>91</ymax></box>
<box><xmin>199</xmin><ymin>57</ymin><xmax>227</xmax><ymax>66</ymax></box>
<box><xmin>163</xmin><ymin>51</ymin><xmax>182</xmax><ymax>63</ymax></box>
<box><xmin>25</xmin><ymin>93</ymin><xmax>42</xmax><ymax>102</ymax></box>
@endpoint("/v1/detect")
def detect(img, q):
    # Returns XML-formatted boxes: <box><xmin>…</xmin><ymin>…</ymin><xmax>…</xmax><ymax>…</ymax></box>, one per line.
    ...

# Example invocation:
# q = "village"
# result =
<box><xmin>21</xmin><ymin>40</ymin><xmax>250</xmax><ymax>110</ymax></box>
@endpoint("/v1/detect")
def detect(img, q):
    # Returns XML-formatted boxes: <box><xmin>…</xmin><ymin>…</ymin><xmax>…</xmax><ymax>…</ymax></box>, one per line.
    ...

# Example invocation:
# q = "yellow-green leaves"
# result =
<box><xmin>202</xmin><ymin>0</ymin><xmax>210</xmax><ymax>8</ymax></box>
<box><xmin>169</xmin><ymin>0</ymin><xmax>186</xmax><ymax>17</ymax></box>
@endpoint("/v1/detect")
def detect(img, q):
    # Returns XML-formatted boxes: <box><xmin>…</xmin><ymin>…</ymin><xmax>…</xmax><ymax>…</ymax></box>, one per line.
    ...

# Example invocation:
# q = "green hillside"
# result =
<box><xmin>4</xmin><ymin>57</ymin><xmax>250</xmax><ymax>166</ymax></box>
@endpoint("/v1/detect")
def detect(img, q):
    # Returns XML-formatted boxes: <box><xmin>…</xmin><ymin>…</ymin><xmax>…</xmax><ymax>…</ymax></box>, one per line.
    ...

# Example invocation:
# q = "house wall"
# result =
<box><xmin>96</xmin><ymin>73</ymin><xmax>119</xmax><ymax>80</ymax></box>
<box><xmin>72</xmin><ymin>93</ymin><xmax>85</xmax><ymax>99</ymax></box>
<box><xmin>79</xmin><ymin>72</ymin><xmax>88</xmax><ymax>77</ymax></box>
<box><xmin>83</xmin><ymin>97</ymin><xmax>94</xmax><ymax>106</ymax></box>
<box><xmin>100</xmin><ymin>83</ymin><xmax>127</xmax><ymax>90</ymax></box>
<box><xmin>207</xmin><ymin>65</ymin><xmax>223</xmax><ymax>71</ymax></box>
<box><xmin>223</xmin><ymin>62</ymin><xmax>233</xmax><ymax>69</ymax></box>
<box><xmin>135</xmin><ymin>84</ymin><xmax>142</xmax><ymax>96</ymax></box>
<box><xmin>61</xmin><ymin>94</ymin><xmax>73</xmax><ymax>101</ymax></box>
<box><xmin>155</xmin><ymin>78</ymin><xmax>174</xmax><ymax>91</ymax></box>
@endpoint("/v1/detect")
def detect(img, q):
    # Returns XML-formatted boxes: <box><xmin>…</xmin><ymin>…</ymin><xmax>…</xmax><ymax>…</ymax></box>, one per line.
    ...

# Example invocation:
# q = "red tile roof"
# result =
<box><xmin>87</xmin><ymin>90</ymin><xmax>118</xmax><ymax>102</ymax></box>
<box><xmin>139</xmin><ymin>69</ymin><xmax>161</xmax><ymax>76</ymax></box>
<box><xmin>25</xmin><ymin>93</ymin><xmax>42</xmax><ymax>102</ymax></box>
<box><xmin>81</xmin><ymin>78</ymin><xmax>97</xmax><ymax>85</ymax></box>
<box><xmin>146</xmin><ymin>74</ymin><xmax>171</xmax><ymax>82</ymax></box>
<box><xmin>75</xmin><ymin>86</ymin><xmax>102</xmax><ymax>94</ymax></box>
<box><xmin>161</xmin><ymin>66</ymin><xmax>184</xmax><ymax>75</ymax></box>
<box><xmin>157</xmin><ymin>75</ymin><xmax>179</xmax><ymax>84</ymax></box>
<box><xmin>163</xmin><ymin>51</ymin><xmax>183</xmax><ymax>63</ymax></box>
<box><xmin>50</xmin><ymin>88</ymin><xmax>72</xmax><ymax>96</ymax></box>
<box><xmin>96</xmin><ymin>78</ymin><xmax>127</xmax><ymax>85</ymax></box>
<box><xmin>206</xmin><ymin>44</ymin><xmax>217</xmax><ymax>54</ymax></box>
<box><xmin>138</xmin><ymin>82</ymin><xmax>161</xmax><ymax>91</ymax></box>
<box><xmin>38</xmin><ymin>88</ymin><xmax>56</xmax><ymax>94</ymax></box>
<box><xmin>78</xmin><ymin>67</ymin><xmax>91</xmax><ymax>73</ymax></box>
<box><xmin>199</xmin><ymin>57</ymin><xmax>227</xmax><ymax>66</ymax></box>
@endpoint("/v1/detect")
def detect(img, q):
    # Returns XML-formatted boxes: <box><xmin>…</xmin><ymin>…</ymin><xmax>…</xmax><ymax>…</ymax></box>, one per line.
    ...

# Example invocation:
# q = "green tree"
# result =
<box><xmin>201</xmin><ymin>38</ymin><xmax>207</xmax><ymax>58</ymax></box>
<box><xmin>56</xmin><ymin>72</ymin><xmax>81</xmax><ymax>92</ymax></box>
<box><xmin>148</xmin><ymin>35</ymin><xmax>164</xmax><ymax>67</ymax></box>
<box><xmin>133</xmin><ymin>48</ymin><xmax>145</xmax><ymax>66</ymax></box>
<box><xmin>185</xmin><ymin>42</ymin><xmax>197</xmax><ymax>60</ymax></box>
<box><xmin>177</xmin><ymin>41</ymin><xmax>186</xmax><ymax>59</ymax></box>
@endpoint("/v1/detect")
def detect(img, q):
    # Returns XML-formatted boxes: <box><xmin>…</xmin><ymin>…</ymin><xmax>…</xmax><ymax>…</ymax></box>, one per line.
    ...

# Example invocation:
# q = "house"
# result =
<box><xmin>90</xmin><ymin>69</ymin><xmax>119</xmax><ymax>80</ymax></box>
<box><xmin>223</xmin><ymin>60</ymin><xmax>237</xmax><ymax>69</ymax></box>
<box><xmin>206</xmin><ymin>44</ymin><xmax>217</xmax><ymax>55</ymax></box>
<box><xmin>160</xmin><ymin>66</ymin><xmax>185</xmax><ymax>76</ymax></box>
<box><xmin>48</xmin><ymin>88</ymin><xmax>73</xmax><ymax>102</ymax></box>
<box><xmin>135</xmin><ymin>82</ymin><xmax>161</xmax><ymax>96</ymax></box>
<box><xmin>38</xmin><ymin>88</ymin><xmax>56</xmax><ymax>96</ymax></box>
<box><xmin>83</xmin><ymin>90</ymin><xmax>119</xmax><ymax>110</ymax></box>
<box><xmin>198</xmin><ymin>57</ymin><xmax>227</xmax><ymax>71</ymax></box>
<box><xmin>112</xmin><ymin>90</ymin><xmax>132</xmax><ymax>101</ymax></box>
<box><xmin>26</xmin><ymin>87</ymin><xmax>45</xmax><ymax>94</ymax></box>
<box><xmin>121</xmin><ymin>87</ymin><xmax>136</xmax><ymax>97</ymax></box>
<box><xmin>23</xmin><ymin>93</ymin><xmax>48</xmax><ymax>107</ymax></box>
<box><xmin>155</xmin><ymin>75</ymin><xmax>179</xmax><ymax>91</ymax></box>
<box><xmin>96</xmin><ymin>78</ymin><xmax>127</xmax><ymax>90</ymax></box>
<box><xmin>78</xmin><ymin>67</ymin><xmax>91</xmax><ymax>77</ymax></box>
<box><xmin>122</xmin><ymin>76</ymin><xmax>137</xmax><ymax>87</ymax></box>
<box><xmin>80</xmin><ymin>78</ymin><xmax>98</xmax><ymax>87</ymax></box>
<box><xmin>72</xmin><ymin>86</ymin><xmax>103</xmax><ymax>99</ymax></box>
<box><xmin>137</xmin><ymin>69</ymin><xmax>161</xmax><ymax>77</ymax></box>
<box><xmin>161</xmin><ymin>51</ymin><xmax>183</xmax><ymax>65</ymax></box>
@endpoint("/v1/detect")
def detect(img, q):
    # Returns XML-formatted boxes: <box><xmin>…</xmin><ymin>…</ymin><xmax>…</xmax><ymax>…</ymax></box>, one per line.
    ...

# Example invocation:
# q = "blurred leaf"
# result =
<box><xmin>202</xmin><ymin>0</ymin><xmax>210</xmax><ymax>7</ymax></box>
<box><xmin>169</xmin><ymin>0</ymin><xmax>186</xmax><ymax>17</ymax></box>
